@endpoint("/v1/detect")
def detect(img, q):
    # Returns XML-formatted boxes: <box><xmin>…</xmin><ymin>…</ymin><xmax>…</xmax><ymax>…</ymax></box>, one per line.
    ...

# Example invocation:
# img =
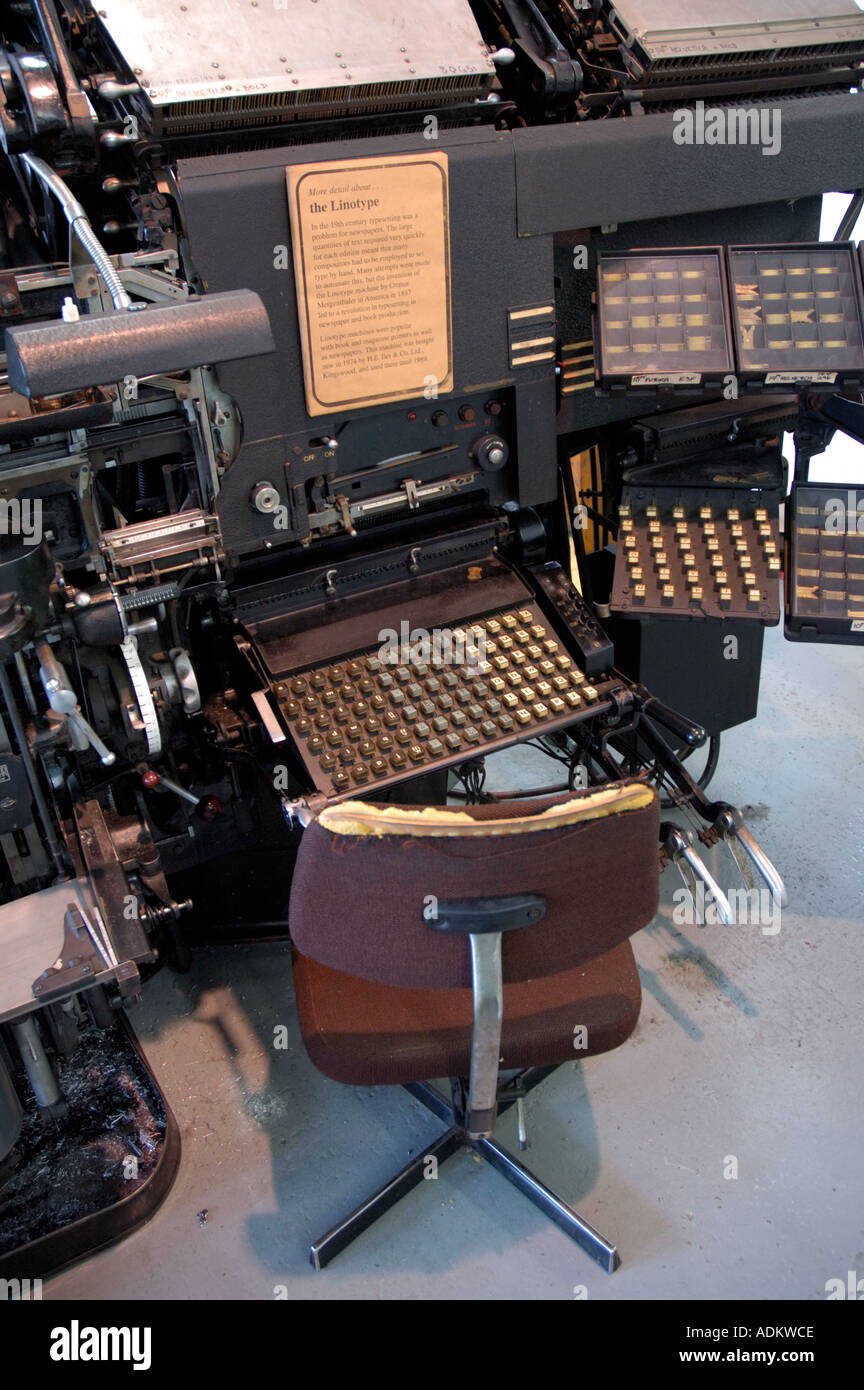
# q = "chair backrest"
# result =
<box><xmin>289</xmin><ymin>780</ymin><xmax>661</xmax><ymax>989</ymax></box>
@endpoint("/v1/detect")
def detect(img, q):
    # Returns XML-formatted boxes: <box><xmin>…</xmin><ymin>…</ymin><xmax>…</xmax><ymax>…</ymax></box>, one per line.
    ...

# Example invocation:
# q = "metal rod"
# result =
<box><xmin>835</xmin><ymin>190</ymin><xmax>864</xmax><ymax>242</ymax></box>
<box><xmin>467</xmin><ymin>932</ymin><xmax>503</xmax><ymax>1138</ymax></box>
<box><xmin>310</xmin><ymin>1125</ymin><xmax>464</xmax><ymax>1270</ymax></box>
<box><xmin>403</xmin><ymin>1080</ymin><xmax>454</xmax><ymax>1125</ymax></box>
<box><xmin>449</xmin><ymin>782</ymin><xmax>570</xmax><ymax>801</ymax></box>
<box><xmin>497</xmin><ymin>1066</ymin><xmax>558</xmax><ymax>1112</ymax></box>
<box><xmin>12</xmin><ymin>1015</ymin><xmax>60</xmax><ymax>1109</ymax></box>
<box><xmin>476</xmin><ymin>1136</ymin><xmax>621</xmax><ymax>1273</ymax></box>
<box><xmin>14</xmin><ymin>652</ymin><xmax>38</xmax><ymax>716</ymax></box>
<box><xmin>20</xmin><ymin>152</ymin><xmax>132</xmax><ymax>310</ymax></box>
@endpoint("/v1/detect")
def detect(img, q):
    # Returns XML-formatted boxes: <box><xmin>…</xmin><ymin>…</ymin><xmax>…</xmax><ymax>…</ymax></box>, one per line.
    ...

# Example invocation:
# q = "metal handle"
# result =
<box><xmin>663</xmin><ymin>824</ymin><xmax>733</xmax><ymax>926</ymax></box>
<box><xmin>678</xmin><ymin>843</ymin><xmax>734</xmax><ymax>926</ymax></box>
<box><xmin>641</xmin><ymin>692</ymin><xmax>706</xmax><ymax>748</ymax></box>
<box><xmin>731</xmin><ymin>825</ymin><xmax>788</xmax><ymax>908</ymax></box>
<box><xmin>38</xmin><ymin>643</ymin><xmax>116</xmax><ymax>765</ymax></box>
<box><xmin>66</xmin><ymin>710</ymin><xmax>116</xmax><ymax>767</ymax></box>
<box><xmin>37</xmin><ymin>642</ymin><xmax>77</xmax><ymax>713</ymax></box>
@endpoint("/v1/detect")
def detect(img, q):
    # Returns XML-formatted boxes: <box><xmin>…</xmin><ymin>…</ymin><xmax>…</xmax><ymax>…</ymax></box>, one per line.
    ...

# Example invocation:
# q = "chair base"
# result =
<box><xmin>310</xmin><ymin>1068</ymin><xmax>620</xmax><ymax>1274</ymax></box>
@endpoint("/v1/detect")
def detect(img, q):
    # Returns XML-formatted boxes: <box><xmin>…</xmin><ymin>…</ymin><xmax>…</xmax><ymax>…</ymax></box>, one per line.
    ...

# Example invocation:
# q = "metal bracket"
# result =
<box><xmin>280</xmin><ymin>795</ymin><xmax>318</xmax><ymax>829</ymax></box>
<box><xmin>0</xmin><ymin>270</ymin><xmax>22</xmax><ymax>317</ymax></box>
<box><xmin>31</xmin><ymin>900</ymin><xmax>138</xmax><ymax>1003</ymax></box>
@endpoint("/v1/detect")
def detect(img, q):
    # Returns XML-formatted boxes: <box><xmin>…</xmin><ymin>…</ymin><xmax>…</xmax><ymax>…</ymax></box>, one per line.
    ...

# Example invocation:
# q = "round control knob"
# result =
<box><xmin>473</xmin><ymin>434</ymin><xmax>509</xmax><ymax>472</ymax></box>
<box><xmin>250</xmin><ymin>481</ymin><xmax>280</xmax><ymax>514</ymax></box>
<box><xmin>458</xmin><ymin>404</ymin><xmax>476</xmax><ymax>423</ymax></box>
<box><xmin>431</xmin><ymin>410</ymin><xmax>449</xmax><ymax>428</ymax></box>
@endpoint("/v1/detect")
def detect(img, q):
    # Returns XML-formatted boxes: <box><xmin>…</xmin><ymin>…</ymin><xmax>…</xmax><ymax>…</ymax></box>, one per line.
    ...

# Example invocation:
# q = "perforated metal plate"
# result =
<box><xmin>96</xmin><ymin>0</ymin><xmax>494</xmax><ymax>131</ymax></box>
<box><xmin>607</xmin><ymin>0</ymin><xmax>864</xmax><ymax>61</ymax></box>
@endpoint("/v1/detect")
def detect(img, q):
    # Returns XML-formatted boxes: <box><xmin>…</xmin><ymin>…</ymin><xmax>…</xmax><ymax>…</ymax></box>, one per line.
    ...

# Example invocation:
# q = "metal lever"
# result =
<box><xmin>637</xmin><ymin>687</ymin><xmax>706</xmax><ymax>748</ymax></box>
<box><xmin>78</xmin><ymin>902</ymin><xmax>119</xmax><ymax>972</ymax></box>
<box><xmin>714</xmin><ymin>810</ymin><xmax>787</xmax><ymax>908</ymax></box>
<box><xmin>38</xmin><ymin>642</ymin><xmax>116</xmax><ymax>765</ymax></box>
<box><xmin>95</xmin><ymin>79</ymin><xmax>142</xmax><ymax>100</ymax></box>
<box><xmin>66</xmin><ymin>710</ymin><xmax>116</xmax><ymax>767</ymax></box>
<box><xmin>662</xmin><ymin>824</ymin><xmax>733</xmax><ymax>926</ymax></box>
<box><xmin>333</xmin><ymin>494</ymin><xmax>357</xmax><ymax>537</ymax></box>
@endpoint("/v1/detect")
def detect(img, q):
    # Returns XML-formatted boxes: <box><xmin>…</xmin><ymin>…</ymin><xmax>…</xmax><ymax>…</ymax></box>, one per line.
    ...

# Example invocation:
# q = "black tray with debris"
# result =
<box><xmin>0</xmin><ymin>1010</ymin><xmax>179</xmax><ymax>1280</ymax></box>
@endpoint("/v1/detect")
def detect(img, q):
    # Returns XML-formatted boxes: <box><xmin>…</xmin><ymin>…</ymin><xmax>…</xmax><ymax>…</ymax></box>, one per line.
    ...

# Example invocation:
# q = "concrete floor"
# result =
<box><xmin>44</xmin><ymin>621</ymin><xmax>863</xmax><ymax>1302</ymax></box>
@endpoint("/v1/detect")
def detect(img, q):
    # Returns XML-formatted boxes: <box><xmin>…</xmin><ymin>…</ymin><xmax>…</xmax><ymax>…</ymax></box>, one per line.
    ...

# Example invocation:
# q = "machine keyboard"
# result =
<box><xmin>610</xmin><ymin>485</ymin><xmax>782</xmax><ymax>623</ymax></box>
<box><xmin>274</xmin><ymin>603</ymin><xmax>615</xmax><ymax>802</ymax></box>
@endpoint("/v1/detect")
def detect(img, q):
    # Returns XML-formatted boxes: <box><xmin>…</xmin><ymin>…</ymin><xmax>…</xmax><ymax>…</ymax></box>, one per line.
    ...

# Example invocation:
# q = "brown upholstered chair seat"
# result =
<box><xmin>293</xmin><ymin>937</ymin><xmax>641</xmax><ymax>1087</ymax></box>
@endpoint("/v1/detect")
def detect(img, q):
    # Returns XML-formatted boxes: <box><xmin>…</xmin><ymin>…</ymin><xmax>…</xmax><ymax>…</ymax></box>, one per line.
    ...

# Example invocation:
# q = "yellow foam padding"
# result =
<box><xmin>317</xmin><ymin>782</ymin><xmax>655</xmax><ymax>839</ymax></box>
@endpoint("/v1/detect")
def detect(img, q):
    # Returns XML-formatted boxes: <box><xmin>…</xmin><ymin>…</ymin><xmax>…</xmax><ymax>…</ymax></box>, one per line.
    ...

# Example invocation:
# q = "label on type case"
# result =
<box><xmin>765</xmin><ymin>371</ymin><xmax>837</xmax><ymax>385</ymax></box>
<box><xmin>630</xmin><ymin>372</ymin><xmax>701</xmax><ymax>386</ymax></box>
